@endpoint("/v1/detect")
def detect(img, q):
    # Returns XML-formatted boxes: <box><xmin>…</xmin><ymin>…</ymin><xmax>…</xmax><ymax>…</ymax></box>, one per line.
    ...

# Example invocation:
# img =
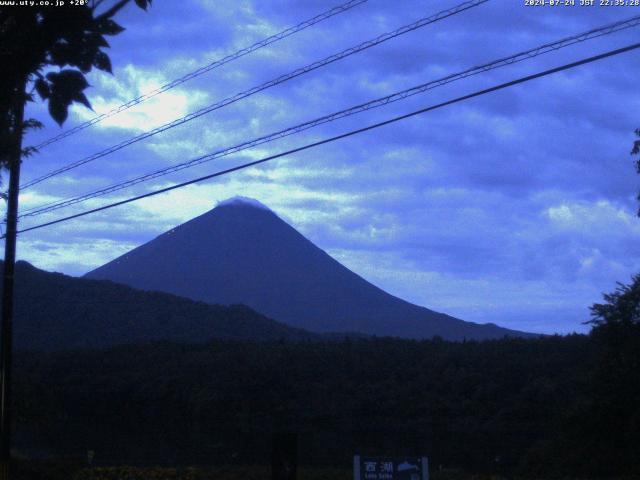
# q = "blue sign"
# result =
<box><xmin>354</xmin><ymin>456</ymin><xmax>428</xmax><ymax>480</ymax></box>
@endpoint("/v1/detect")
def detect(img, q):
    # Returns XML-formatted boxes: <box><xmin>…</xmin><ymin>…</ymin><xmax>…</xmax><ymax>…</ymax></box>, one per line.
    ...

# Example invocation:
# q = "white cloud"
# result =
<box><xmin>17</xmin><ymin>237</ymin><xmax>137</xmax><ymax>277</ymax></box>
<box><xmin>71</xmin><ymin>65</ymin><xmax>211</xmax><ymax>133</ymax></box>
<box><xmin>544</xmin><ymin>199</ymin><xmax>640</xmax><ymax>238</ymax></box>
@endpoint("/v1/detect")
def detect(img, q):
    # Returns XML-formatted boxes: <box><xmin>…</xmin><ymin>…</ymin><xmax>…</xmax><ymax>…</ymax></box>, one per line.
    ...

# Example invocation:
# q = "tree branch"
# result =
<box><xmin>95</xmin><ymin>0</ymin><xmax>131</xmax><ymax>21</ymax></box>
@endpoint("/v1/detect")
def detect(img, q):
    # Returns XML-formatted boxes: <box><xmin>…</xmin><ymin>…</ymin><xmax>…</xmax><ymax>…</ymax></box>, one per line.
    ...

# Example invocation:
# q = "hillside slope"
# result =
<box><xmin>1</xmin><ymin>260</ymin><xmax>315</xmax><ymax>351</ymax></box>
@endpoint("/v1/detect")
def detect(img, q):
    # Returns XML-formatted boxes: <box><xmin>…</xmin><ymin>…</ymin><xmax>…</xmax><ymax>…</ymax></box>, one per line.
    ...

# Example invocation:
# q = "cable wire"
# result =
<box><xmin>32</xmin><ymin>0</ymin><xmax>369</xmax><ymax>151</ymax></box>
<box><xmin>20</xmin><ymin>0</ymin><xmax>489</xmax><ymax>190</ymax></box>
<box><xmin>20</xmin><ymin>13</ymin><xmax>640</xmax><ymax>219</ymax></box>
<box><xmin>12</xmin><ymin>42</ymin><xmax>640</xmax><ymax>237</ymax></box>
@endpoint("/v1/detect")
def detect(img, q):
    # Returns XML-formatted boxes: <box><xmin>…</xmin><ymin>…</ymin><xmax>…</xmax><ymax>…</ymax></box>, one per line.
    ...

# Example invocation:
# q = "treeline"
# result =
<box><xmin>11</xmin><ymin>327</ymin><xmax>638</xmax><ymax>477</ymax></box>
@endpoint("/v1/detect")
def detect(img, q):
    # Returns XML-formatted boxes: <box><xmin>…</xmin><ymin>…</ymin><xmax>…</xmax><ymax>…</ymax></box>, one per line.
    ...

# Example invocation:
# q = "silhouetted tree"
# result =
<box><xmin>1</xmin><ymin>0</ymin><xmax>152</xmax><ymax>164</ymax></box>
<box><xmin>0</xmin><ymin>1</ymin><xmax>152</xmax><ymax>476</ymax></box>
<box><xmin>632</xmin><ymin>128</ymin><xmax>640</xmax><ymax>215</ymax></box>
<box><xmin>590</xmin><ymin>274</ymin><xmax>640</xmax><ymax>327</ymax></box>
<box><xmin>582</xmin><ymin>276</ymin><xmax>640</xmax><ymax>476</ymax></box>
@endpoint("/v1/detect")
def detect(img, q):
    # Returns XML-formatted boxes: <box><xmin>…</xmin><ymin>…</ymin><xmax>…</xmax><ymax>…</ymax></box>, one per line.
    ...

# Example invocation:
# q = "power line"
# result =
<box><xmin>32</xmin><ymin>0</ymin><xmax>369</xmax><ymax>151</ymax></box>
<box><xmin>20</xmin><ymin>0</ymin><xmax>489</xmax><ymax>190</ymax></box>
<box><xmin>12</xmin><ymin>42</ymin><xmax>640</xmax><ymax>238</ymax></box>
<box><xmin>20</xmin><ymin>13</ymin><xmax>640</xmax><ymax>219</ymax></box>
<box><xmin>20</xmin><ymin>12</ymin><xmax>638</xmax><ymax>216</ymax></box>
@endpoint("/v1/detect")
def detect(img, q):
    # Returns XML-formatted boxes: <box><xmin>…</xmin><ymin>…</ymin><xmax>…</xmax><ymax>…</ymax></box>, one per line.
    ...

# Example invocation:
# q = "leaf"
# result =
<box><xmin>93</xmin><ymin>50</ymin><xmax>112</xmax><ymax>73</ymax></box>
<box><xmin>134</xmin><ymin>0</ymin><xmax>150</xmax><ymax>10</ymax></box>
<box><xmin>46</xmin><ymin>69</ymin><xmax>91</xmax><ymax>124</ymax></box>
<box><xmin>73</xmin><ymin>91</ymin><xmax>92</xmax><ymax>110</ymax></box>
<box><xmin>50</xmin><ymin>41</ymin><xmax>72</xmax><ymax>67</ymax></box>
<box><xmin>23</xmin><ymin>118</ymin><xmax>44</xmax><ymax>131</ymax></box>
<box><xmin>21</xmin><ymin>146</ymin><xmax>38</xmax><ymax>158</ymax></box>
<box><xmin>89</xmin><ymin>32</ymin><xmax>110</xmax><ymax>48</ymax></box>
<box><xmin>48</xmin><ymin>98</ymin><xmax>68</xmax><ymax>126</ymax></box>
<box><xmin>77</xmin><ymin>52</ymin><xmax>94</xmax><ymax>73</ymax></box>
<box><xmin>34</xmin><ymin>78</ymin><xmax>50</xmax><ymax>100</ymax></box>
<box><xmin>97</xmin><ymin>18</ymin><xmax>125</xmax><ymax>35</ymax></box>
<box><xmin>53</xmin><ymin>69</ymin><xmax>89</xmax><ymax>92</ymax></box>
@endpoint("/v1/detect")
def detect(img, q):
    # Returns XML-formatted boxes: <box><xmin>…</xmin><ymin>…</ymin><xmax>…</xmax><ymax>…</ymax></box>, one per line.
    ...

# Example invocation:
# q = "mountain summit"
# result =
<box><xmin>86</xmin><ymin>198</ymin><xmax>530</xmax><ymax>340</ymax></box>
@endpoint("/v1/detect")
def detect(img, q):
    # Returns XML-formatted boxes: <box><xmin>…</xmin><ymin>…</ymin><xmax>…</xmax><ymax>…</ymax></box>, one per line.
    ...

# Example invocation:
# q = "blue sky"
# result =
<box><xmin>9</xmin><ymin>0</ymin><xmax>640</xmax><ymax>334</ymax></box>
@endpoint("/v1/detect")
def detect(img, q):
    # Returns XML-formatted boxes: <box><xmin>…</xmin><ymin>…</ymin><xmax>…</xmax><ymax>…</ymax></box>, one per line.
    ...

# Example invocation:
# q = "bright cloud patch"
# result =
<box><xmin>71</xmin><ymin>64</ymin><xmax>210</xmax><ymax>133</ymax></box>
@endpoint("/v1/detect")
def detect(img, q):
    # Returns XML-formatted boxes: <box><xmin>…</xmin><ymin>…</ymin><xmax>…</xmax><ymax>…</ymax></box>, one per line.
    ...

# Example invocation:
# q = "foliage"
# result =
<box><xmin>12</xmin><ymin>463</ymin><xmax>533</xmax><ymax>480</ymax></box>
<box><xmin>71</xmin><ymin>465</ymin><xmax>351</xmax><ymax>480</ymax></box>
<box><xmin>0</xmin><ymin>0</ymin><xmax>151</xmax><ymax>169</ymax></box>
<box><xmin>70</xmin><ymin>466</ymin><xmax>502</xmax><ymax>480</ymax></box>
<box><xmin>633</xmin><ymin>129</ymin><xmax>640</xmax><ymax>216</ymax></box>
<box><xmin>577</xmin><ymin>276</ymin><xmax>640</xmax><ymax>477</ymax></box>
<box><xmin>12</xmin><ymin>335</ymin><xmax>597</xmax><ymax>477</ymax></box>
<box><xmin>589</xmin><ymin>274</ymin><xmax>640</xmax><ymax>327</ymax></box>
<box><xmin>12</xmin><ymin>457</ymin><xmax>86</xmax><ymax>480</ymax></box>
<box><xmin>9</xmin><ymin>271</ymin><xmax>640</xmax><ymax>478</ymax></box>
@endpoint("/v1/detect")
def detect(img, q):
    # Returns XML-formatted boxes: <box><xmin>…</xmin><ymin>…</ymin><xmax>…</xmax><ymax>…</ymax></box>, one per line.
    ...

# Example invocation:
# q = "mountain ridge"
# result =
<box><xmin>0</xmin><ymin>259</ymin><xmax>318</xmax><ymax>351</ymax></box>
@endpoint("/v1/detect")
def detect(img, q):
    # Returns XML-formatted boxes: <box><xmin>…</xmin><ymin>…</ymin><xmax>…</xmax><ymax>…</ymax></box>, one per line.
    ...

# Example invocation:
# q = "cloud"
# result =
<box><xmin>72</xmin><ymin>65</ymin><xmax>211</xmax><ymax>133</ymax></box>
<box><xmin>8</xmin><ymin>0</ymin><xmax>640</xmax><ymax>335</ymax></box>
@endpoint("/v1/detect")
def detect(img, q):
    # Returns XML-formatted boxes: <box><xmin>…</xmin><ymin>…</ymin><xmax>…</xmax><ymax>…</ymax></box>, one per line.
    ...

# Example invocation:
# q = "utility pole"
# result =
<box><xmin>0</xmin><ymin>72</ymin><xmax>26</xmax><ymax>480</ymax></box>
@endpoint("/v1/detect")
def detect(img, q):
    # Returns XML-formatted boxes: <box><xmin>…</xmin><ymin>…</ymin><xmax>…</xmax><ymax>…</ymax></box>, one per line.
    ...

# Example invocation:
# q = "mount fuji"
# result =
<box><xmin>85</xmin><ymin>198</ymin><xmax>531</xmax><ymax>340</ymax></box>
